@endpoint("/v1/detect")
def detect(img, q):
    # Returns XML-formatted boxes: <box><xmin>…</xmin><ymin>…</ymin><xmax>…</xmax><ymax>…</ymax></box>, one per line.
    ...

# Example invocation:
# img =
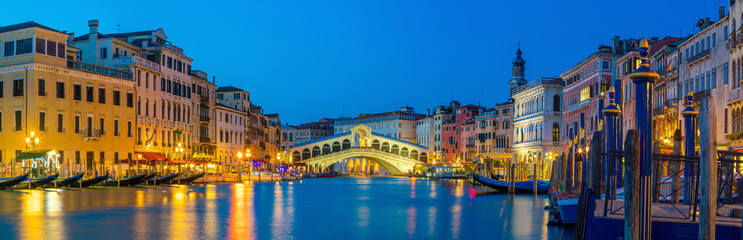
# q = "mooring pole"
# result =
<box><xmin>698</xmin><ymin>93</ymin><xmax>717</xmax><ymax>240</ymax></box>
<box><xmin>614</xmin><ymin>79</ymin><xmax>624</xmax><ymax>188</ymax></box>
<box><xmin>680</xmin><ymin>92</ymin><xmax>698</xmax><ymax>206</ymax></box>
<box><xmin>566</xmin><ymin>128</ymin><xmax>574</xmax><ymax>192</ymax></box>
<box><xmin>671</xmin><ymin>130</ymin><xmax>682</xmax><ymax>204</ymax></box>
<box><xmin>603</xmin><ymin>86</ymin><xmax>620</xmax><ymax>200</ymax></box>
<box><xmin>624</xmin><ymin>130</ymin><xmax>640</xmax><ymax>240</ymax></box>
<box><xmin>629</xmin><ymin>38</ymin><xmax>655</xmax><ymax>240</ymax></box>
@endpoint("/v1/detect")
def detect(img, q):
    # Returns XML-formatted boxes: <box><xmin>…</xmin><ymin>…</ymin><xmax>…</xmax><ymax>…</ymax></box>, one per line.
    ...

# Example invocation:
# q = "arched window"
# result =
<box><xmin>503</xmin><ymin>120</ymin><xmax>509</xmax><ymax>129</ymax></box>
<box><xmin>553</xmin><ymin>95</ymin><xmax>561</xmax><ymax>111</ymax></box>
<box><xmin>552</xmin><ymin>123</ymin><xmax>560</xmax><ymax>141</ymax></box>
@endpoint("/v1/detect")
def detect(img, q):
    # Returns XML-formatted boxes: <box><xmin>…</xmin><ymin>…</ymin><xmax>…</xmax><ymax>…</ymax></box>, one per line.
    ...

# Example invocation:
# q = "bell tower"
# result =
<box><xmin>509</xmin><ymin>46</ymin><xmax>527</xmax><ymax>97</ymax></box>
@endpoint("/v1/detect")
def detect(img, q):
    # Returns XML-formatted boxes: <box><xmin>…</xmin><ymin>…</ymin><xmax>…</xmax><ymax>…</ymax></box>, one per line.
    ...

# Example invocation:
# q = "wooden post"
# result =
<box><xmin>698</xmin><ymin>94</ymin><xmax>717</xmax><ymax>240</ymax></box>
<box><xmin>624</xmin><ymin>130</ymin><xmax>640</xmax><ymax>240</ymax></box>
<box><xmin>533</xmin><ymin>162</ymin><xmax>537</xmax><ymax>194</ymax></box>
<box><xmin>651</xmin><ymin>142</ymin><xmax>661</xmax><ymax>203</ymax></box>
<box><xmin>590</xmin><ymin>132</ymin><xmax>603</xmax><ymax>195</ymax></box>
<box><xmin>671</xmin><ymin>130</ymin><xmax>682</xmax><ymax>203</ymax></box>
<box><xmin>566</xmin><ymin>147</ymin><xmax>574</xmax><ymax>192</ymax></box>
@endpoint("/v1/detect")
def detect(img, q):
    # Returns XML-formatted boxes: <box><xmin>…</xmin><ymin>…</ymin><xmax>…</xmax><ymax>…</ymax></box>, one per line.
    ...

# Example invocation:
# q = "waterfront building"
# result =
<box><xmin>560</xmin><ymin>39</ymin><xmax>634</xmax><ymax>151</ymax></box>
<box><xmin>725</xmin><ymin>2</ymin><xmax>743</xmax><ymax>150</ymax></box>
<box><xmin>0</xmin><ymin>22</ymin><xmax>136</xmax><ymax>173</ymax></box>
<box><xmin>215</xmin><ymin>103</ymin><xmax>246</xmax><ymax>163</ymax></box>
<box><xmin>512</xmin><ymin>77</ymin><xmax>564</xmax><ymax>161</ymax></box>
<box><xmin>677</xmin><ymin>15</ymin><xmax>729</xmax><ymax>149</ymax></box>
<box><xmin>617</xmin><ymin>50</ymin><xmax>641</xmax><ymax>136</ymax></box>
<box><xmin>333</xmin><ymin>106</ymin><xmax>424</xmax><ymax>143</ymax></box>
<box><xmin>190</xmin><ymin>71</ymin><xmax>217</xmax><ymax>161</ymax></box>
<box><xmin>265</xmin><ymin>113</ymin><xmax>282</xmax><ymax>162</ymax></box>
<box><xmin>649</xmin><ymin>37</ymin><xmax>684</xmax><ymax>147</ymax></box>
<box><xmin>441</xmin><ymin>104</ymin><xmax>482</xmax><ymax>162</ymax></box>
<box><xmin>71</xmin><ymin>20</ymin><xmax>195</xmax><ymax>162</ymax></box>
<box><xmin>430</xmin><ymin>102</ymin><xmax>456</xmax><ymax>162</ymax></box>
<box><xmin>415</xmin><ymin>112</ymin><xmax>432</xmax><ymax>151</ymax></box>
<box><xmin>282</xmin><ymin>118</ymin><xmax>336</xmax><ymax>151</ymax></box>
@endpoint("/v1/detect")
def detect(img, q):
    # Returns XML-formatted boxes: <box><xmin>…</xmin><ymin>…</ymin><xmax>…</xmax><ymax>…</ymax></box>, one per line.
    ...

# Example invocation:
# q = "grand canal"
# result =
<box><xmin>0</xmin><ymin>177</ymin><xmax>572</xmax><ymax>239</ymax></box>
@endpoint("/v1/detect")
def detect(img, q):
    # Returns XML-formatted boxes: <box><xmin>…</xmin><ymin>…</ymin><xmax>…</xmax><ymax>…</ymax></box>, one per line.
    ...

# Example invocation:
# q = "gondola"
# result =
<box><xmin>103</xmin><ymin>173</ymin><xmax>148</xmax><ymax>187</ymax></box>
<box><xmin>15</xmin><ymin>174</ymin><xmax>59</xmax><ymax>189</ymax></box>
<box><xmin>472</xmin><ymin>174</ymin><xmax>550</xmax><ymax>194</ymax></box>
<box><xmin>143</xmin><ymin>172</ymin><xmax>157</xmax><ymax>181</ymax></box>
<box><xmin>0</xmin><ymin>174</ymin><xmax>29</xmax><ymax>189</ymax></box>
<box><xmin>69</xmin><ymin>175</ymin><xmax>108</xmax><ymax>188</ymax></box>
<box><xmin>169</xmin><ymin>172</ymin><xmax>206</xmax><ymax>184</ymax></box>
<box><xmin>145</xmin><ymin>173</ymin><xmax>179</xmax><ymax>185</ymax></box>
<box><xmin>44</xmin><ymin>173</ymin><xmax>83</xmax><ymax>188</ymax></box>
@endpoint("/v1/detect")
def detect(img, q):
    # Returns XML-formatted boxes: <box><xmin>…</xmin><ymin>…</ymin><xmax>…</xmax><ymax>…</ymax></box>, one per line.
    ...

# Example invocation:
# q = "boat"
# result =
<box><xmin>103</xmin><ymin>173</ymin><xmax>148</xmax><ymax>187</ymax></box>
<box><xmin>69</xmin><ymin>175</ymin><xmax>108</xmax><ymax>188</ymax></box>
<box><xmin>143</xmin><ymin>172</ymin><xmax>157</xmax><ymax>181</ymax></box>
<box><xmin>472</xmin><ymin>174</ymin><xmax>550</xmax><ymax>194</ymax></box>
<box><xmin>169</xmin><ymin>172</ymin><xmax>206</xmax><ymax>184</ymax></box>
<box><xmin>556</xmin><ymin>198</ymin><xmax>579</xmax><ymax>224</ymax></box>
<box><xmin>144</xmin><ymin>174</ymin><xmax>179</xmax><ymax>185</ymax></box>
<box><xmin>0</xmin><ymin>174</ymin><xmax>29</xmax><ymax>189</ymax></box>
<box><xmin>428</xmin><ymin>166</ymin><xmax>467</xmax><ymax>179</ymax></box>
<box><xmin>43</xmin><ymin>173</ymin><xmax>83</xmax><ymax>188</ymax></box>
<box><xmin>15</xmin><ymin>174</ymin><xmax>59</xmax><ymax>189</ymax></box>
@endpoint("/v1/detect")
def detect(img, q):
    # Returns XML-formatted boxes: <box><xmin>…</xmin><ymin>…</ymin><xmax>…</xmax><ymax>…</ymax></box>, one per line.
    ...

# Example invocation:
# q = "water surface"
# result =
<box><xmin>0</xmin><ymin>177</ymin><xmax>573</xmax><ymax>239</ymax></box>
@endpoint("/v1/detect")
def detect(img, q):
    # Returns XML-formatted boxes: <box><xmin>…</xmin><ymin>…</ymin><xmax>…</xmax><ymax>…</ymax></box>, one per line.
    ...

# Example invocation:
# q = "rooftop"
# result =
<box><xmin>0</xmin><ymin>21</ymin><xmax>66</xmax><ymax>35</ymax></box>
<box><xmin>216</xmin><ymin>86</ymin><xmax>247</xmax><ymax>92</ymax></box>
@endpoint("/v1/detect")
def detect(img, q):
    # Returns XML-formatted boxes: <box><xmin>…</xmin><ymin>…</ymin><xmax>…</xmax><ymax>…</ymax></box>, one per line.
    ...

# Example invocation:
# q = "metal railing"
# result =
<box><xmin>67</xmin><ymin>60</ymin><xmax>133</xmax><ymax>79</ymax></box>
<box><xmin>686</xmin><ymin>49</ymin><xmax>711</xmax><ymax>64</ymax></box>
<box><xmin>714</xmin><ymin>151</ymin><xmax>743</xmax><ymax>211</ymax></box>
<box><xmin>116</xmin><ymin>55</ymin><xmax>161</xmax><ymax>71</ymax></box>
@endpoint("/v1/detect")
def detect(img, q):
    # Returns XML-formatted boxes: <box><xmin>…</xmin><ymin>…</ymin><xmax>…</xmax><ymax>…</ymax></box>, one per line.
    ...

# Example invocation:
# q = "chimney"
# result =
<box><xmin>720</xmin><ymin>6</ymin><xmax>726</xmax><ymax>20</ymax></box>
<box><xmin>212</xmin><ymin>76</ymin><xmax>216</xmax><ymax>84</ymax></box>
<box><xmin>88</xmin><ymin>20</ymin><xmax>99</xmax><ymax>34</ymax></box>
<box><xmin>426</xmin><ymin>109</ymin><xmax>431</xmax><ymax>116</ymax></box>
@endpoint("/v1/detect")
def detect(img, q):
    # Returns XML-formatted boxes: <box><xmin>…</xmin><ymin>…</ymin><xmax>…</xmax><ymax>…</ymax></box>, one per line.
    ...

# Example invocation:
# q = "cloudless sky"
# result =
<box><xmin>3</xmin><ymin>0</ymin><xmax>725</xmax><ymax>124</ymax></box>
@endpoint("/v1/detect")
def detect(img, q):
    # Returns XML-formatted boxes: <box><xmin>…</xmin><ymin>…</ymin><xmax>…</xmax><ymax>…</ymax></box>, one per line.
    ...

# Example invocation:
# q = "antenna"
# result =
<box><xmin>114</xmin><ymin>24</ymin><xmax>121</xmax><ymax>33</ymax></box>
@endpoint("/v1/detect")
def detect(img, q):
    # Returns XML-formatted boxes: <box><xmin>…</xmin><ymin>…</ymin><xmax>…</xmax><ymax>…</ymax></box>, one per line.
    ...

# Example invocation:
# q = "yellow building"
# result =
<box><xmin>0</xmin><ymin>22</ymin><xmax>136</xmax><ymax>176</ymax></box>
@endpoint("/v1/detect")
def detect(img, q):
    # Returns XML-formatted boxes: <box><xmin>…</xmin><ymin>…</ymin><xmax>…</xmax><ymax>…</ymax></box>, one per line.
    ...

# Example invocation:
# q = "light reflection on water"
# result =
<box><xmin>0</xmin><ymin>177</ymin><xmax>573</xmax><ymax>240</ymax></box>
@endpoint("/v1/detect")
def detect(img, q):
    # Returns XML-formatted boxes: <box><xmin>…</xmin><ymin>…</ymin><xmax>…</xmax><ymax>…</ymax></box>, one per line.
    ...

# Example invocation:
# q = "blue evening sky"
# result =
<box><xmin>3</xmin><ymin>0</ymin><xmax>721</xmax><ymax>124</ymax></box>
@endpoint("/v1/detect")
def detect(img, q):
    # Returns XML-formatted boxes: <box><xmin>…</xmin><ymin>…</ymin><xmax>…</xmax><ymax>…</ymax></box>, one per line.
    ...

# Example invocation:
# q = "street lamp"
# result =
<box><xmin>176</xmin><ymin>142</ymin><xmax>184</xmax><ymax>174</ymax></box>
<box><xmin>25</xmin><ymin>131</ymin><xmax>39</xmax><ymax>150</ymax></box>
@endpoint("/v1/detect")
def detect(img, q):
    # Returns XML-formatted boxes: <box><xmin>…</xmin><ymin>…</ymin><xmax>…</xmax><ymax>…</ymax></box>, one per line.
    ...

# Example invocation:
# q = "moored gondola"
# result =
<box><xmin>104</xmin><ymin>173</ymin><xmax>148</xmax><ymax>187</ymax></box>
<box><xmin>472</xmin><ymin>174</ymin><xmax>549</xmax><ymax>194</ymax></box>
<box><xmin>143</xmin><ymin>172</ymin><xmax>157</xmax><ymax>181</ymax></box>
<box><xmin>44</xmin><ymin>173</ymin><xmax>83</xmax><ymax>188</ymax></box>
<box><xmin>0</xmin><ymin>174</ymin><xmax>29</xmax><ymax>189</ymax></box>
<box><xmin>145</xmin><ymin>174</ymin><xmax>179</xmax><ymax>185</ymax></box>
<box><xmin>15</xmin><ymin>174</ymin><xmax>59</xmax><ymax>189</ymax></box>
<box><xmin>69</xmin><ymin>175</ymin><xmax>108</xmax><ymax>188</ymax></box>
<box><xmin>169</xmin><ymin>172</ymin><xmax>205</xmax><ymax>184</ymax></box>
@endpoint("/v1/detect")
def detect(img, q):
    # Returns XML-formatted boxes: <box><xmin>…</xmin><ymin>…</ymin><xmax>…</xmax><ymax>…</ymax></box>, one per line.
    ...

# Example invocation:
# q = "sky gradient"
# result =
<box><xmin>4</xmin><ymin>0</ymin><xmax>724</xmax><ymax>124</ymax></box>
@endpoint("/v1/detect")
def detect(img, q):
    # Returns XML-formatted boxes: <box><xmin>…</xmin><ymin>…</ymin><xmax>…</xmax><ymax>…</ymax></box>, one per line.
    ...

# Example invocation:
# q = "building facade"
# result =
<box><xmin>215</xmin><ymin>103</ymin><xmax>246</xmax><ymax>163</ymax></box>
<box><xmin>512</xmin><ymin>77</ymin><xmax>564</xmax><ymax>161</ymax></box>
<box><xmin>0</xmin><ymin>22</ymin><xmax>136</xmax><ymax>175</ymax></box>
<box><xmin>333</xmin><ymin>107</ymin><xmax>424</xmax><ymax>143</ymax></box>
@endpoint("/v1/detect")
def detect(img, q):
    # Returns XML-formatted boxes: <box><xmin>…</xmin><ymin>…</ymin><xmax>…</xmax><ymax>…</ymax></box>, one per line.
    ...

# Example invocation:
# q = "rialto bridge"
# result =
<box><xmin>291</xmin><ymin>125</ymin><xmax>428</xmax><ymax>175</ymax></box>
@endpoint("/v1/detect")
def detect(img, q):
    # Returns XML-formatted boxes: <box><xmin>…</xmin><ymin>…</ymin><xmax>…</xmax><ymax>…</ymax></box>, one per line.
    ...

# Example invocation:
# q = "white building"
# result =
<box><xmin>215</xmin><ymin>103</ymin><xmax>247</xmax><ymax>163</ymax></box>
<box><xmin>512</xmin><ymin>77</ymin><xmax>564</xmax><ymax>162</ymax></box>
<box><xmin>334</xmin><ymin>107</ymin><xmax>424</xmax><ymax>143</ymax></box>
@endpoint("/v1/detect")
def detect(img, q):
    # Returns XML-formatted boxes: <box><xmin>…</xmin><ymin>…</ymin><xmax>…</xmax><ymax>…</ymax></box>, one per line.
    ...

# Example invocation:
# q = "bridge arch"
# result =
<box><xmin>401</xmin><ymin>147</ymin><xmax>409</xmax><ymax>157</ymax></box>
<box><xmin>342</xmin><ymin>139</ymin><xmax>351</xmax><ymax>150</ymax></box>
<box><xmin>381</xmin><ymin>142</ymin><xmax>390</xmax><ymax>152</ymax></box>
<box><xmin>302</xmin><ymin>148</ymin><xmax>310</xmax><ymax>160</ymax></box>
<box><xmin>420</xmin><ymin>152</ymin><xmax>428</xmax><ymax>163</ymax></box>
<box><xmin>410</xmin><ymin>150</ymin><xmax>418</xmax><ymax>160</ymax></box>
<box><xmin>292</xmin><ymin>151</ymin><xmax>301</xmax><ymax>161</ymax></box>
<box><xmin>312</xmin><ymin>146</ymin><xmax>321</xmax><ymax>157</ymax></box>
<box><xmin>371</xmin><ymin>140</ymin><xmax>380</xmax><ymax>150</ymax></box>
<box><xmin>391</xmin><ymin>145</ymin><xmax>399</xmax><ymax>154</ymax></box>
<box><xmin>332</xmin><ymin>141</ymin><xmax>341</xmax><ymax>152</ymax></box>
<box><xmin>322</xmin><ymin>144</ymin><xmax>331</xmax><ymax>154</ymax></box>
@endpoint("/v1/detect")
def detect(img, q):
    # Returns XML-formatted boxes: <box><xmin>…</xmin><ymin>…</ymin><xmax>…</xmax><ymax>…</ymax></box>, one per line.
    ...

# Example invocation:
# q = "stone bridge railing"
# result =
<box><xmin>299</xmin><ymin>147</ymin><xmax>423</xmax><ymax>174</ymax></box>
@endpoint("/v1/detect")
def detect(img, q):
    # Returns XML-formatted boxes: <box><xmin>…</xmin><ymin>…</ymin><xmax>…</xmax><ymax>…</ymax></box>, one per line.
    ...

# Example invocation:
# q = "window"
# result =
<box><xmin>724</xmin><ymin>63</ymin><xmax>729</xmax><ymax>85</ymax></box>
<box><xmin>38</xmin><ymin>79</ymin><xmax>45</xmax><ymax>96</ymax></box>
<box><xmin>86</xmin><ymin>86</ymin><xmax>94</xmax><ymax>102</ymax></box>
<box><xmin>725</xmin><ymin>108</ymin><xmax>728</xmax><ymax>134</ymax></box>
<box><xmin>127</xmin><ymin>121</ymin><xmax>132</xmax><ymax>137</ymax></box>
<box><xmin>47</xmin><ymin>41</ymin><xmax>56</xmax><ymax>57</ymax></box>
<box><xmin>57</xmin><ymin>43</ymin><xmax>65</xmax><ymax>58</ymax></box>
<box><xmin>100</xmin><ymin>47</ymin><xmax>107</xmax><ymax>59</ymax></box>
<box><xmin>113</xmin><ymin>90</ymin><xmax>120</xmax><ymax>106</ymax></box>
<box><xmin>15</xmin><ymin>38</ymin><xmax>32</xmax><ymax>55</ymax></box>
<box><xmin>711</xmin><ymin>69</ymin><xmax>716</xmax><ymax>89</ymax></box>
<box><xmin>114</xmin><ymin>119</ymin><xmax>119</xmax><ymax>136</ymax></box>
<box><xmin>73</xmin><ymin>84</ymin><xmax>81</xmax><ymax>101</ymax></box>
<box><xmin>98</xmin><ymin>88</ymin><xmax>105</xmax><ymax>104</ymax></box>
<box><xmin>126</xmin><ymin>93</ymin><xmax>133</xmax><ymax>108</ymax></box>
<box><xmin>99</xmin><ymin>118</ymin><xmax>105</xmax><ymax>135</ymax></box>
<box><xmin>0</xmin><ymin>81</ymin><xmax>4</xmax><ymax>98</ymax></box>
<box><xmin>4</xmin><ymin>41</ymin><xmax>14</xmax><ymax>57</ymax></box>
<box><xmin>712</xmin><ymin>33</ymin><xmax>716</xmax><ymax>47</ymax></box>
<box><xmin>74</xmin><ymin>115</ymin><xmax>80</xmax><ymax>133</ymax></box>
<box><xmin>168</xmin><ymin>57</ymin><xmax>172</xmax><ymax>69</ymax></box>
<box><xmin>161</xmin><ymin>78</ymin><xmax>166</xmax><ymax>91</ymax></box>
<box><xmin>12</xmin><ymin>79</ymin><xmax>22</xmax><ymax>97</ymax></box>
<box><xmin>56</xmin><ymin>82</ymin><xmax>64</xmax><ymax>98</ymax></box>
<box><xmin>39</xmin><ymin>112</ymin><xmax>45</xmax><ymax>131</ymax></box>
<box><xmin>14</xmin><ymin>110</ymin><xmax>21</xmax><ymax>131</ymax></box>
<box><xmin>57</xmin><ymin>113</ymin><xmax>63</xmax><ymax>132</ymax></box>
<box><xmin>725</xmin><ymin>26</ymin><xmax>729</xmax><ymax>40</ymax></box>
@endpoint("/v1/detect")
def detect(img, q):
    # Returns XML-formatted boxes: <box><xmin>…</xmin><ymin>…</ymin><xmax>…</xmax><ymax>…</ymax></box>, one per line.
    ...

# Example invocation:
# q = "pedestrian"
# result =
<box><xmin>112</xmin><ymin>169</ymin><xmax>116</xmax><ymax>179</ymax></box>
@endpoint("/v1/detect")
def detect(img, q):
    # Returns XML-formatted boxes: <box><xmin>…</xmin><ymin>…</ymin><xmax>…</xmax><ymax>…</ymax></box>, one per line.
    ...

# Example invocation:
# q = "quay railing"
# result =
<box><xmin>67</xmin><ymin>60</ymin><xmax>133</xmax><ymax>80</ymax></box>
<box><xmin>714</xmin><ymin>150</ymin><xmax>743</xmax><ymax>211</ymax></box>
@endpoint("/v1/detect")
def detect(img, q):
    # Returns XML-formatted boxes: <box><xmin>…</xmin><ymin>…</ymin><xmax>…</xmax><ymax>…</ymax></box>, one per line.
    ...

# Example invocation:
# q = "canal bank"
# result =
<box><xmin>0</xmin><ymin>177</ymin><xmax>571</xmax><ymax>239</ymax></box>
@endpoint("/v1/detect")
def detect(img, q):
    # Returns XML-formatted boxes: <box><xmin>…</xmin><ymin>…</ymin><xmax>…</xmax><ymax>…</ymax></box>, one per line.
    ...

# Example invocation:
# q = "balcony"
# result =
<box><xmin>67</xmin><ymin>60</ymin><xmax>133</xmax><ymax>80</ymax></box>
<box><xmin>82</xmin><ymin>128</ymin><xmax>102</xmax><ymax>141</ymax></box>
<box><xmin>652</xmin><ymin>106</ymin><xmax>665</xmax><ymax>117</ymax></box>
<box><xmin>666</xmin><ymin>98</ymin><xmax>679</xmax><ymax>108</ymax></box>
<box><xmin>116</xmin><ymin>55</ymin><xmax>160</xmax><ymax>71</ymax></box>
<box><xmin>728</xmin><ymin>88</ymin><xmax>742</xmax><ymax>104</ymax></box>
<box><xmin>200</xmin><ymin>95</ymin><xmax>209</xmax><ymax>105</ymax></box>
<box><xmin>199</xmin><ymin>137</ymin><xmax>212</xmax><ymax>143</ymax></box>
<box><xmin>567</xmin><ymin>99</ymin><xmax>590</xmax><ymax>113</ymax></box>
<box><xmin>200</xmin><ymin>115</ymin><xmax>211</xmax><ymax>122</ymax></box>
<box><xmin>686</xmin><ymin>49</ymin><xmax>710</xmax><ymax>65</ymax></box>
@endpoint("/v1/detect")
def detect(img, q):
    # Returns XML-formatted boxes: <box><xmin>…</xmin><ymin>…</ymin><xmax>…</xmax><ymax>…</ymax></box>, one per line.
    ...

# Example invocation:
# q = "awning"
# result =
<box><xmin>139</xmin><ymin>152</ymin><xmax>168</xmax><ymax>161</ymax></box>
<box><xmin>16</xmin><ymin>149</ymin><xmax>54</xmax><ymax>160</ymax></box>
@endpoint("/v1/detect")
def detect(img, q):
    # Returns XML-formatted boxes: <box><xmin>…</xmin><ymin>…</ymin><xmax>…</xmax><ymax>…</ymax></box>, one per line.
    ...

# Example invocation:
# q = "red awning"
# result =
<box><xmin>141</xmin><ymin>152</ymin><xmax>168</xmax><ymax>161</ymax></box>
